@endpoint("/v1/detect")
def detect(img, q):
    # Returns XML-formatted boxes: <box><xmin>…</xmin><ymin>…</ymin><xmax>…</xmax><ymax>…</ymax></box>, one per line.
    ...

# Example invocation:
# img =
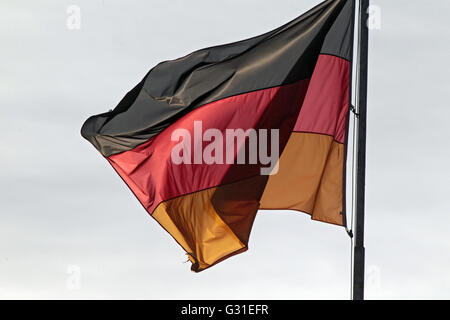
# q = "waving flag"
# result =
<box><xmin>82</xmin><ymin>0</ymin><xmax>354</xmax><ymax>272</ymax></box>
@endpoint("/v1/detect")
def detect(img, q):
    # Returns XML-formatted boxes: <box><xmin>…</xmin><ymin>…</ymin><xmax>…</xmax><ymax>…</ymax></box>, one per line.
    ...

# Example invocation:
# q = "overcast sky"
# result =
<box><xmin>1</xmin><ymin>0</ymin><xmax>449</xmax><ymax>299</ymax></box>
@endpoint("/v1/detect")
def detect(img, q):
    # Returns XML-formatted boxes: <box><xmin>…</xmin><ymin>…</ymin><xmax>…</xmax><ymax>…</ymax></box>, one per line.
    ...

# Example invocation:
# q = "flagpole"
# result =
<box><xmin>352</xmin><ymin>0</ymin><xmax>369</xmax><ymax>301</ymax></box>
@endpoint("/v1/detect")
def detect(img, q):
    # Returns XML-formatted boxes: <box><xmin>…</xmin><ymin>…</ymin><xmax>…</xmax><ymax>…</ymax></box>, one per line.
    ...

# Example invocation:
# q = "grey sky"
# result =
<box><xmin>1</xmin><ymin>0</ymin><xmax>449</xmax><ymax>299</ymax></box>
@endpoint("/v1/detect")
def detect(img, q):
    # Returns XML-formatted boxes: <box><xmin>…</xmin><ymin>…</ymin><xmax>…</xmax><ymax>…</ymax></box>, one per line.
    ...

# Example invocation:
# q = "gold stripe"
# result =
<box><xmin>260</xmin><ymin>132</ymin><xmax>344</xmax><ymax>225</ymax></box>
<box><xmin>152</xmin><ymin>187</ymin><xmax>245</xmax><ymax>271</ymax></box>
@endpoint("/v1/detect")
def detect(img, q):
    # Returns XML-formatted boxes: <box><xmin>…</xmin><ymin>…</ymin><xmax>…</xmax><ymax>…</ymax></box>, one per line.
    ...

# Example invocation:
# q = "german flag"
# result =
<box><xmin>81</xmin><ymin>0</ymin><xmax>354</xmax><ymax>272</ymax></box>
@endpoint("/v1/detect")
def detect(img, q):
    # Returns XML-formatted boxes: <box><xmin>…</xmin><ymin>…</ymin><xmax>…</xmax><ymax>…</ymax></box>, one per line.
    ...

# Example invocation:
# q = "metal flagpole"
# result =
<box><xmin>352</xmin><ymin>0</ymin><xmax>370</xmax><ymax>300</ymax></box>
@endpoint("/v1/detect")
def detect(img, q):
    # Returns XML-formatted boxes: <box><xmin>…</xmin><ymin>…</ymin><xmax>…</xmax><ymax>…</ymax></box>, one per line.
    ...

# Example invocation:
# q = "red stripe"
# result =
<box><xmin>294</xmin><ymin>54</ymin><xmax>350</xmax><ymax>143</ymax></box>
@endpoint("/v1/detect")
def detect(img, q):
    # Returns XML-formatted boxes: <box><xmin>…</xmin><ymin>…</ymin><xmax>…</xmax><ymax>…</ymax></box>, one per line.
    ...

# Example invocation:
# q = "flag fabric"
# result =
<box><xmin>81</xmin><ymin>0</ymin><xmax>354</xmax><ymax>272</ymax></box>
